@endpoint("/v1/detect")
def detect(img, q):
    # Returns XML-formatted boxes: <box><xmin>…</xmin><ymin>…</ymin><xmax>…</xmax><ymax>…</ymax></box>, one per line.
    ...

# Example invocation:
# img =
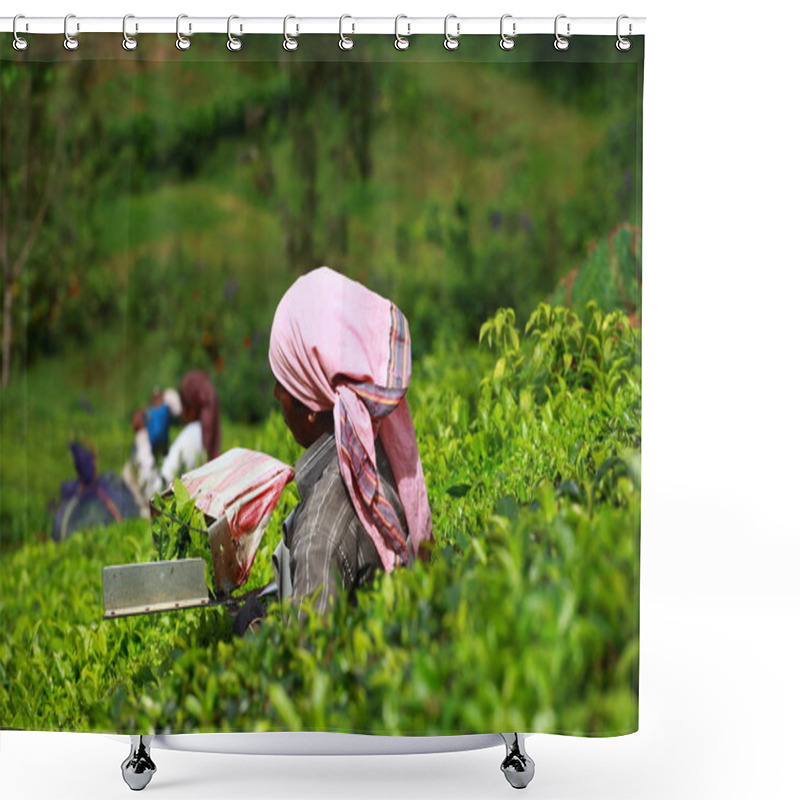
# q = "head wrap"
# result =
<box><xmin>69</xmin><ymin>441</ymin><xmax>97</xmax><ymax>486</ymax></box>
<box><xmin>179</xmin><ymin>370</ymin><xmax>222</xmax><ymax>460</ymax></box>
<box><xmin>269</xmin><ymin>266</ymin><xmax>433</xmax><ymax>571</ymax></box>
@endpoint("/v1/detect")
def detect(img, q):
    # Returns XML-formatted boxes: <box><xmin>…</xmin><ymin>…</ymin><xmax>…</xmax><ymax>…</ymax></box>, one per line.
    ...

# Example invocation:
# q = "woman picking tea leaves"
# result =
<box><xmin>269</xmin><ymin>267</ymin><xmax>433</xmax><ymax>613</ymax></box>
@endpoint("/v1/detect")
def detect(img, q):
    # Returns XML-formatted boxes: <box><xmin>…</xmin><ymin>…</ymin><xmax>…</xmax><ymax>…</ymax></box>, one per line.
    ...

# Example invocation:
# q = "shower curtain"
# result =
<box><xmin>0</xmin><ymin>26</ymin><xmax>643</xmax><ymax>739</ymax></box>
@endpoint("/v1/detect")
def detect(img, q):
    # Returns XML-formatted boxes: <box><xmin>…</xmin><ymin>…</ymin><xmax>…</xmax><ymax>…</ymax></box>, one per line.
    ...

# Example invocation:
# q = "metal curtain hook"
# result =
<box><xmin>444</xmin><ymin>14</ymin><xmax>460</xmax><ymax>51</ymax></box>
<box><xmin>554</xmin><ymin>14</ymin><xmax>570</xmax><ymax>51</ymax></box>
<box><xmin>122</xmin><ymin>15</ymin><xmax>138</xmax><ymax>51</ymax></box>
<box><xmin>394</xmin><ymin>14</ymin><xmax>410</xmax><ymax>51</ymax></box>
<box><xmin>283</xmin><ymin>15</ymin><xmax>298</xmax><ymax>51</ymax></box>
<box><xmin>176</xmin><ymin>14</ymin><xmax>191</xmax><ymax>50</ymax></box>
<box><xmin>64</xmin><ymin>13</ymin><xmax>79</xmax><ymax>51</ymax></box>
<box><xmin>227</xmin><ymin>15</ymin><xmax>242</xmax><ymax>51</ymax></box>
<box><xmin>12</xmin><ymin>14</ymin><xmax>29</xmax><ymax>51</ymax></box>
<box><xmin>339</xmin><ymin>14</ymin><xmax>354</xmax><ymax>50</ymax></box>
<box><xmin>616</xmin><ymin>14</ymin><xmax>632</xmax><ymax>51</ymax></box>
<box><xmin>500</xmin><ymin>14</ymin><xmax>516</xmax><ymax>50</ymax></box>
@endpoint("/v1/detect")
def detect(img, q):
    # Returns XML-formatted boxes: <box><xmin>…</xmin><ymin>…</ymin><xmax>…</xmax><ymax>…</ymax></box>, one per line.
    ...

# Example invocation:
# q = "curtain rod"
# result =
<box><xmin>1</xmin><ymin>16</ymin><xmax>646</xmax><ymax>38</ymax></box>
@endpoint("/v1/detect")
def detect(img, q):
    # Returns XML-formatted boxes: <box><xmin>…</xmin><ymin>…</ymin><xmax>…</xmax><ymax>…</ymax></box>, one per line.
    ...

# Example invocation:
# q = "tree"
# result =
<box><xmin>0</xmin><ymin>56</ymin><xmax>104</xmax><ymax>386</ymax></box>
<box><xmin>0</xmin><ymin>61</ymin><xmax>61</xmax><ymax>388</ymax></box>
<box><xmin>280</xmin><ymin>58</ymin><xmax>376</xmax><ymax>272</ymax></box>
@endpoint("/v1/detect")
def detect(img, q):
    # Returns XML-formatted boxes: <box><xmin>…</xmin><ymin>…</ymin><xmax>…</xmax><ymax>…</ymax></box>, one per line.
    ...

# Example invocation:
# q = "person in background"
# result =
<box><xmin>141</xmin><ymin>387</ymin><xmax>183</xmax><ymax>458</ymax></box>
<box><xmin>269</xmin><ymin>266</ymin><xmax>433</xmax><ymax>614</ymax></box>
<box><xmin>53</xmin><ymin>441</ymin><xmax>140</xmax><ymax>542</ymax></box>
<box><xmin>128</xmin><ymin>370</ymin><xmax>221</xmax><ymax>504</ymax></box>
<box><xmin>176</xmin><ymin>369</ymin><xmax>222</xmax><ymax>462</ymax></box>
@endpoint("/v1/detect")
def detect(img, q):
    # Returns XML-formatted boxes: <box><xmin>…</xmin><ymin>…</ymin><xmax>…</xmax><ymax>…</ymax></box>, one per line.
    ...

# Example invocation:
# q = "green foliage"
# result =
<box><xmin>150</xmin><ymin>479</ymin><xmax>215</xmax><ymax>592</ymax></box>
<box><xmin>151</xmin><ymin>479</ymin><xmax>207</xmax><ymax>558</ymax></box>
<box><xmin>2</xmin><ymin>40</ymin><xmax>641</xmax><ymax>734</ymax></box>
<box><xmin>2</xmin><ymin>50</ymin><xmax>641</xmax><ymax>390</ymax></box>
<box><xmin>1</xmin><ymin>302</ymin><xmax>640</xmax><ymax>736</ymax></box>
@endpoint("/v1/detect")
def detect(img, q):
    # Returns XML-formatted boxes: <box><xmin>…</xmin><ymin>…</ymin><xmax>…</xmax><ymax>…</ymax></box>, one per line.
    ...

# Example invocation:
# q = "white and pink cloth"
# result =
<box><xmin>181</xmin><ymin>447</ymin><xmax>295</xmax><ymax>588</ymax></box>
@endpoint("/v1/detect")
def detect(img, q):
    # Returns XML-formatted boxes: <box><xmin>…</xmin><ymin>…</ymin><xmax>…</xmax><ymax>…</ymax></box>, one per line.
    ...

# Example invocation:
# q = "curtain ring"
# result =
<box><xmin>394</xmin><ymin>14</ymin><xmax>410</xmax><ymax>51</ymax></box>
<box><xmin>227</xmin><ymin>15</ymin><xmax>242</xmax><ymax>51</ymax></box>
<box><xmin>554</xmin><ymin>14</ymin><xmax>570</xmax><ymax>51</ymax></box>
<box><xmin>499</xmin><ymin>14</ymin><xmax>516</xmax><ymax>50</ymax></box>
<box><xmin>283</xmin><ymin>15</ymin><xmax>298</xmax><ymax>51</ymax></box>
<box><xmin>444</xmin><ymin>14</ymin><xmax>460</xmax><ymax>51</ymax></box>
<box><xmin>616</xmin><ymin>15</ymin><xmax>632</xmax><ymax>51</ymax></box>
<box><xmin>12</xmin><ymin>15</ymin><xmax>29</xmax><ymax>51</ymax></box>
<box><xmin>339</xmin><ymin>14</ymin><xmax>354</xmax><ymax>50</ymax></box>
<box><xmin>122</xmin><ymin>15</ymin><xmax>138</xmax><ymax>51</ymax></box>
<box><xmin>176</xmin><ymin>14</ymin><xmax>191</xmax><ymax>51</ymax></box>
<box><xmin>64</xmin><ymin>13</ymin><xmax>79</xmax><ymax>51</ymax></box>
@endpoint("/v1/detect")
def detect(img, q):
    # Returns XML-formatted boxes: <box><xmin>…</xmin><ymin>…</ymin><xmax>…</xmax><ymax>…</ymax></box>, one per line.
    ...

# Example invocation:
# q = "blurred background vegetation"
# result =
<box><xmin>1</xmin><ymin>35</ymin><xmax>641</xmax><ymax>735</ymax></box>
<box><xmin>1</xmin><ymin>37</ymin><xmax>641</xmax><ymax>543</ymax></box>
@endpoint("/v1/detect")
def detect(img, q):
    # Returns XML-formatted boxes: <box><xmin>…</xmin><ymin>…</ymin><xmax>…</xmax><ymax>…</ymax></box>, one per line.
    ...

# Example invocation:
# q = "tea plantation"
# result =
<box><xmin>0</xmin><ymin>302</ymin><xmax>640</xmax><ymax>735</ymax></box>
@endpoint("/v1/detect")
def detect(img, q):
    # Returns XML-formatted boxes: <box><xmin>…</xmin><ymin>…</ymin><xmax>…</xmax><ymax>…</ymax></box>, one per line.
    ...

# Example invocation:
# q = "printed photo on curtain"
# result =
<box><xmin>0</xmin><ymin>24</ymin><xmax>643</xmax><ymax>751</ymax></box>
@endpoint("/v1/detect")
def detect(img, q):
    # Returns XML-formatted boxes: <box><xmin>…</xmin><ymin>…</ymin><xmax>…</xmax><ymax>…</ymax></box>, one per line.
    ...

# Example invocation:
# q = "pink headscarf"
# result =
<box><xmin>269</xmin><ymin>267</ymin><xmax>433</xmax><ymax>571</ymax></box>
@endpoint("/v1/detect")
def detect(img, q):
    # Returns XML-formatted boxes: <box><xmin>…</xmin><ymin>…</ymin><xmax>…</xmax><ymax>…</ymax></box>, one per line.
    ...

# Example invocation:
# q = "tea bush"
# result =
<box><xmin>1</xmin><ymin>302</ymin><xmax>640</xmax><ymax>735</ymax></box>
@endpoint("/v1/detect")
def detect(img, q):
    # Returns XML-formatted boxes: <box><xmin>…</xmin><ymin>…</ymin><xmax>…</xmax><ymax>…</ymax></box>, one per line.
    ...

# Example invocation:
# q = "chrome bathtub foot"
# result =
<box><xmin>500</xmin><ymin>733</ymin><xmax>535</xmax><ymax>789</ymax></box>
<box><xmin>121</xmin><ymin>735</ymin><xmax>156</xmax><ymax>791</ymax></box>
